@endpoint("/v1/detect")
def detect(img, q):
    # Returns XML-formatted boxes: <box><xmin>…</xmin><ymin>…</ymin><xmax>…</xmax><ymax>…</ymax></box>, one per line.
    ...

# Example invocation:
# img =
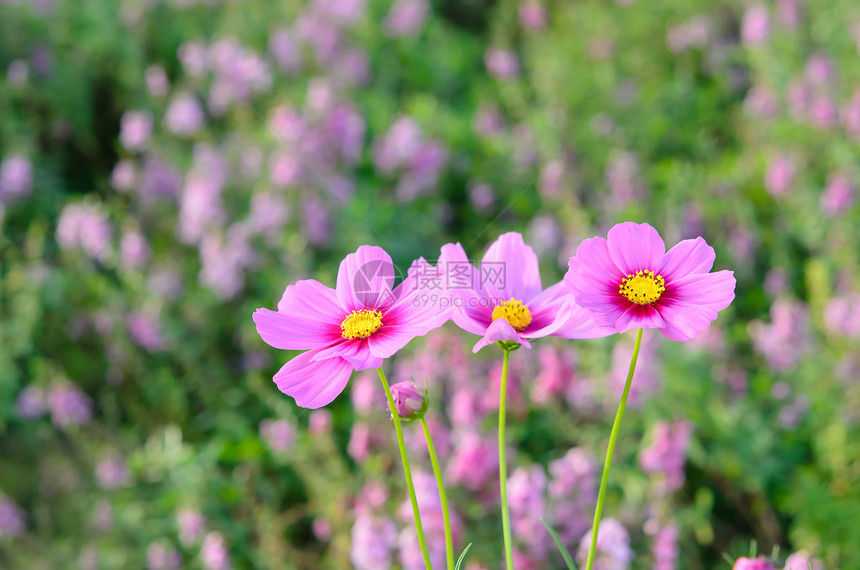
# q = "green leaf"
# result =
<box><xmin>541</xmin><ymin>517</ymin><xmax>577</xmax><ymax>569</ymax></box>
<box><xmin>454</xmin><ymin>543</ymin><xmax>473</xmax><ymax>570</ymax></box>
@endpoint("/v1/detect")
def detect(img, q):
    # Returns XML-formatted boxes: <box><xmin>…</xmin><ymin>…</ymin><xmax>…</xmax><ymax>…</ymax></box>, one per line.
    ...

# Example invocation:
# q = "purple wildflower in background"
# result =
<box><xmin>16</xmin><ymin>385</ymin><xmax>46</xmax><ymax>418</ymax></box>
<box><xmin>609</xmin><ymin>332</ymin><xmax>661</xmax><ymax>407</ymax></box>
<box><xmin>177</xmin><ymin>508</ymin><xmax>206</xmax><ymax>546</ymax></box>
<box><xmin>639</xmin><ymin>420</ymin><xmax>693</xmax><ymax>493</ymax></box>
<box><xmin>820</xmin><ymin>174</ymin><xmax>855</xmax><ymax>217</ymax></box>
<box><xmin>468</xmin><ymin>182</ymin><xmax>495</xmax><ymax>212</ymax></box>
<box><xmin>92</xmin><ymin>500</ymin><xmax>113</xmax><ymax>533</ymax></box>
<box><xmin>508</xmin><ymin>465</ymin><xmax>551</xmax><ymax>560</ymax></box>
<box><xmin>0</xmin><ymin>498</ymin><xmax>26</xmax><ymax>537</ymax></box>
<box><xmin>269</xmin><ymin>28</ymin><xmax>301</xmax><ymax>73</ymax></box>
<box><xmin>650</xmin><ymin>524</ymin><xmax>679</xmax><ymax>570</ymax></box>
<box><xmin>566</xmin><ymin>222</ymin><xmax>736</xmax><ymax>341</ymax></box>
<box><xmin>259</xmin><ymin>418</ymin><xmax>295</xmax><ymax>453</ymax></box>
<box><xmin>538</xmin><ymin>160</ymin><xmax>564</xmax><ymax>198</ymax></box>
<box><xmin>247</xmin><ymin>192</ymin><xmax>289</xmax><ymax>241</ymax></box>
<box><xmin>253</xmin><ymin>246</ymin><xmax>449</xmax><ymax>408</ymax></box>
<box><xmin>842</xmin><ymin>89</ymin><xmax>860</xmax><ymax>139</ymax></box>
<box><xmin>178</xmin><ymin>144</ymin><xmax>227</xmax><ymax>244</ymax></box>
<box><xmin>748</xmin><ymin>298</ymin><xmax>811</xmax><ymax>372</ymax></box>
<box><xmin>775</xmin><ymin>0</ymin><xmax>800</xmax><ymax>29</ymax></box>
<box><xmin>373</xmin><ymin>116</ymin><xmax>423</xmax><ymax>173</ymax></box>
<box><xmin>443</xmin><ymin>232</ymin><xmax>613</xmax><ymax>353</ymax></box>
<box><xmin>95</xmin><ymin>457</ymin><xmax>130</xmax><ymax>490</ymax></box>
<box><xmin>7</xmin><ymin>59</ymin><xmax>29</xmax><ymax>85</ymax></box>
<box><xmin>805</xmin><ymin>53</ymin><xmax>835</xmax><ymax>87</ymax></box>
<box><xmin>397</xmin><ymin>470</ymin><xmax>462</xmax><ymax>570</ymax></box>
<box><xmin>396</xmin><ymin>141</ymin><xmax>447</xmax><ymax>202</ymax></box>
<box><xmin>127</xmin><ymin>311</ymin><xmax>165</xmax><ymax>352</ymax></box>
<box><xmin>484</xmin><ymin>47</ymin><xmax>520</xmax><ymax>80</ymax></box>
<box><xmin>0</xmin><ymin>154</ymin><xmax>32</xmax><ymax>199</ymax></box>
<box><xmin>765</xmin><ymin>155</ymin><xmax>796</xmax><ymax>197</ymax></box>
<box><xmin>350</xmin><ymin>514</ymin><xmax>397</xmax><ymax>569</ymax></box>
<box><xmin>808</xmin><ymin>95</ymin><xmax>837</xmax><ymax>129</ymax></box>
<box><xmin>824</xmin><ymin>292</ymin><xmax>860</xmax><ymax>338</ymax></box>
<box><xmin>119</xmin><ymin>229</ymin><xmax>150</xmax><ymax>270</ymax></box>
<box><xmin>165</xmin><ymin>93</ymin><xmax>205</xmax><ymax>137</ymax></box>
<box><xmin>384</xmin><ymin>0</ymin><xmax>429</xmax><ymax>37</ymax></box>
<box><xmin>605</xmin><ymin>151</ymin><xmax>647</xmax><ymax>212</ymax></box>
<box><xmin>576</xmin><ymin>518</ymin><xmax>633</xmax><ymax>570</ymax></box>
<box><xmin>56</xmin><ymin>203</ymin><xmax>112</xmax><ymax>261</ymax></box>
<box><xmin>518</xmin><ymin>1</ymin><xmax>546</xmax><ymax>30</ymax></box>
<box><xmin>200</xmin><ymin>531</ymin><xmax>231</xmax><ymax>570</ymax></box>
<box><xmin>666</xmin><ymin>15</ymin><xmax>713</xmax><ymax>54</ymax></box>
<box><xmin>548</xmin><ymin>447</ymin><xmax>597</xmax><ymax>546</ymax></box>
<box><xmin>138</xmin><ymin>155</ymin><xmax>182</xmax><ymax>201</ymax></box>
<box><xmin>446</xmin><ymin>432</ymin><xmax>498</xmax><ymax>492</ymax></box>
<box><xmin>146</xmin><ymin>541</ymin><xmax>182</xmax><ymax>570</ymax></box>
<box><xmin>119</xmin><ymin>111</ymin><xmax>153</xmax><ymax>152</ymax></box>
<box><xmin>741</xmin><ymin>5</ymin><xmax>771</xmax><ymax>46</ymax></box>
<box><xmin>47</xmin><ymin>382</ymin><xmax>93</xmax><ymax>427</ymax></box>
<box><xmin>198</xmin><ymin>224</ymin><xmax>256</xmax><ymax>300</ymax></box>
<box><xmin>145</xmin><ymin>65</ymin><xmax>169</xmax><ymax>97</ymax></box>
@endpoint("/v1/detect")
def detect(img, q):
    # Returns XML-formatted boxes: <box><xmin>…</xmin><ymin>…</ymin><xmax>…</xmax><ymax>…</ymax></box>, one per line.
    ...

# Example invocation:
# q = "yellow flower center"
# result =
<box><xmin>340</xmin><ymin>309</ymin><xmax>383</xmax><ymax>339</ymax></box>
<box><xmin>619</xmin><ymin>270</ymin><xmax>666</xmax><ymax>305</ymax></box>
<box><xmin>491</xmin><ymin>298</ymin><xmax>533</xmax><ymax>331</ymax></box>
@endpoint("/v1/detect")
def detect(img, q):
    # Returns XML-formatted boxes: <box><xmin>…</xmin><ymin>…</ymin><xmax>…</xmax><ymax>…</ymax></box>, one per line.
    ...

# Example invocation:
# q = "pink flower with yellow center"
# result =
<box><xmin>565</xmin><ymin>222</ymin><xmax>735</xmax><ymax>341</ymax></box>
<box><xmin>442</xmin><ymin>232</ymin><xmax>614</xmax><ymax>352</ymax></box>
<box><xmin>253</xmin><ymin>246</ymin><xmax>449</xmax><ymax>408</ymax></box>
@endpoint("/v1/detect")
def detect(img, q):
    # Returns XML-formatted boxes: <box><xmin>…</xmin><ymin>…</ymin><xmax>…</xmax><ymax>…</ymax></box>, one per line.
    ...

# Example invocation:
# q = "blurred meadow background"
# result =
<box><xmin>2</xmin><ymin>0</ymin><xmax>860</xmax><ymax>568</ymax></box>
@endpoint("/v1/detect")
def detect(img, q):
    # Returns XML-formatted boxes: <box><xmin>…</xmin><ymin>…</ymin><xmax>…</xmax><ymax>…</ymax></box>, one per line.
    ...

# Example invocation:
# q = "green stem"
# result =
<box><xmin>421</xmin><ymin>416</ymin><xmax>454</xmax><ymax>570</ymax></box>
<box><xmin>585</xmin><ymin>328</ymin><xmax>643</xmax><ymax>570</ymax></box>
<box><xmin>498</xmin><ymin>348</ymin><xmax>514</xmax><ymax>570</ymax></box>
<box><xmin>378</xmin><ymin>367</ymin><xmax>433</xmax><ymax>569</ymax></box>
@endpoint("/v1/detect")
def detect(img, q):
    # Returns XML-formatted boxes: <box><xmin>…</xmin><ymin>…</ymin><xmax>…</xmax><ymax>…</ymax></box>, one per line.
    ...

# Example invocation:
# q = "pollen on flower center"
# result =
<box><xmin>491</xmin><ymin>298</ymin><xmax>533</xmax><ymax>331</ymax></box>
<box><xmin>619</xmin><ymin>270</ymin><xmax>666</xmax><ymax>305</ymax></box>
<box><xmin>341</xmin><ymin>309</ymin><xmax>383</xmax><ymax>339</ymax></box>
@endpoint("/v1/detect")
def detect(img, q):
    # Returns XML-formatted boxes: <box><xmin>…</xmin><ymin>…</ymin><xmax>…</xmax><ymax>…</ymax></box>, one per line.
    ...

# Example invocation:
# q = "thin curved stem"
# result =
<box><xmin>498</xmin><ymin>348</ymin><xmax>514</xmax><ymax>570</ymax></box>
<box><xmin>378</xmin><ymin>367</ymin><xmax>433</xmax><ymax>569</ymax></box>
<box><xmin>421</xmin><ymin>416</ymin><xmax>454</xmax><ymax>570</ymax></box>
<box><xmin>585</xmin><ymin>328</ymin><xmax>644</xmax><ymax>570</ymax></box>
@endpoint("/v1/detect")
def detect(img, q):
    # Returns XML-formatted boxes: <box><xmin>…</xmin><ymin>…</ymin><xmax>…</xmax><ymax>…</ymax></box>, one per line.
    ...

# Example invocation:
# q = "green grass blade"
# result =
<box><xmin>454</xmin><ymin>543</ymin><xmax>473</xmax><ymax>570</ymax></box>
<box><xmin>540</xmin><ymin>517</ymin><xmax>577</xmax><ymax>569</ymax></box>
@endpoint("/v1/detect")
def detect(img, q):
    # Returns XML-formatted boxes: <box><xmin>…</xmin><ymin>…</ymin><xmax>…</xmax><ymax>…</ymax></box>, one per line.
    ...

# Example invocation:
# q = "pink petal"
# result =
<box><xmin>312</xmin><ymin>338</ymin><xmax>382</xmax><ymax>370</ymax></box>
<box><xmin>277</xmin><ymin>279</ymin><xmax>344</xmax><ymax>319</ymax></box>
<box><xmin>566</xmin><ymin>236</ymin><xmax>625</xmax><ymax>297</ymax></box>
<box><xmin>662</xmin><ymin>270</ymin><xmax>736</xmax><ymax>311</ymax></box>
<box><xmin>253</xmin><ymin>308</ymin><xmax>341</xmax><ymax>350</ymax></box>
<box><xmin>657</xmin><ymin>237</ymin><xmax>716</xmax><ymax>281</ymax></box>
<box><xmin>573</xmin><ymin>293</ymin><xmax>629</xmax><ymax>330</ymax></box>
<box><xmin>273</xmin><ymin>349</ymin><xmax>353</xmax><ymax>409</ymax></box>
<box><xmin>335</xmin><ymin>245</ymin><xmax>397</xmax><ymax>311</ymax></box>
<box><xmin>606</xmin><ymin>222</ymin><xmax>666</xmax><ymax>275</ymax></box>
<box><xmin>519</xmin><ymin>291</ymin><xmax>572</xmax><ymax>338</ymax></box>
<box><xmin>552</xmin><ymin>301</ymin><xmax>617</xmax><ymax>339</ymax></box>
<box><xmin>452</xmin><ymin>300</ymin><xmax>493</xmax><ymax>336</ymax></box>
<box><xmin>472</xmin><ymin>317</ymin><xmax>530</xmax><ymax>353</ymax></box>
<box><xmin>655</xmin><ymin>301</ymin><xmax>721</xmax><ymax>342</ymax></box>
<box><xmin>367</xmin><ymin>300</ymin><xmax>452</xmax><ymax>359</ymax></box>
<box><xmin>480</xmin><ymin>232</ymin><xmax>543</xmax><ymax>302</ymax></box>
<box><xmin>614</xmin><ymin>303</ymin><xmax>664</xmax><ymax>333</ymax></box>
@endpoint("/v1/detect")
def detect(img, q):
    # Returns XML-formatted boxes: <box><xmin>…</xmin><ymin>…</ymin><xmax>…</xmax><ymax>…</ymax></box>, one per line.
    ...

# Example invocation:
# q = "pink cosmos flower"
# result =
<box><xmin>565</xmin><ymin>222</ymin><xmax>735</xmax><ymax>341</ymax></box>
<box><xmin>253</xmin><ymin>246</ymin><xmax>449</xmax><ymax>408</ymax></box>
<box><xmin>440</xmin><ymin>233</ymin><xmax>612</xmax><ymax>352</ymax></box>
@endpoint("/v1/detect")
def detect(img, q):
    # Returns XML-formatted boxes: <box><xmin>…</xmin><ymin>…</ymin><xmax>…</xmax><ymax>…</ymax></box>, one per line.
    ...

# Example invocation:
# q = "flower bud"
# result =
<box><xmin>389</xmin><ymin>382</ymin><xmax>428</xmax><ymax>421</ymax></box>
<box><xmin>732</xmin><ymin>557</ymin><xmax>776</xmax><ymax>570</ymax></box>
